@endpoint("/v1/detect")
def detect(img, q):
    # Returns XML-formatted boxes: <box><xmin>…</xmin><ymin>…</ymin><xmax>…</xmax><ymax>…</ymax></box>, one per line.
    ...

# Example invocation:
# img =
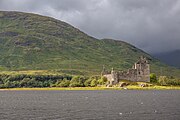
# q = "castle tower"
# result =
<box><xmin>135</xmin><ymin>56</ymin><xmax>150</xmax><ymax>82</ymax></box>
<box><xmin>110</xmin><ymin>68</ymin><xmax>118</xmax><ymax>85</ymax></box>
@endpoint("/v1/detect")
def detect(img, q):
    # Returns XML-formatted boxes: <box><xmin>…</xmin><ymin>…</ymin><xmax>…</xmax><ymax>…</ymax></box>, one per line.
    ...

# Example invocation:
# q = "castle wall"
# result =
<box><xmin>103</xmin><ymin>56</ymin><xmax>150</xmax><ymax>85</ymax></box>
<box><xmin>104</xmin><ymin>73</ymin><xmax>118</xmax><ymax>85</ymax></box>
<box><xmin>117</xmin><ymin>69</ymin><xmax>138</xmax><ymax>82</ymax></box>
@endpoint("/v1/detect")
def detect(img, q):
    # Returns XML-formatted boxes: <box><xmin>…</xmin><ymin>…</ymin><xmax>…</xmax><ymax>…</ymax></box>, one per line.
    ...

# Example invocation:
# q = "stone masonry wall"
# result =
<box><xmin>103</xmin><ymin>56</ymin><xmax>150</xmax><ymax>85</ymax></box>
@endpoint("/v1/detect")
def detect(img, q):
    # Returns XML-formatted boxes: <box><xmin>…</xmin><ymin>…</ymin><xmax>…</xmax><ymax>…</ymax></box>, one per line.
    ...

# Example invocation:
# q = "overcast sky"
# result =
<box><xmin>0</xmin><ymin>0</ymin><xmax>180</xmax><ymax>54</ymax></box>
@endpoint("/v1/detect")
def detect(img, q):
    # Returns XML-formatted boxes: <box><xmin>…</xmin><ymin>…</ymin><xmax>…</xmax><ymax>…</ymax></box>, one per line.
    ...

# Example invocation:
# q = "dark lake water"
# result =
<box><xmin>0</xmin><ymin>90</ymin><xmax>180</xmax><ymax>120</ymax></box>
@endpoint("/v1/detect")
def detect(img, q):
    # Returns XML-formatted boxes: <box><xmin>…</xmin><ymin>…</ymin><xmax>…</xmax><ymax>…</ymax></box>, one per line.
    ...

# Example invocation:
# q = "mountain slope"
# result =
<box><xmin>153</xmin><ymin>50</ymin><xmax>180</xmax><ymax>68</ymax></box>
<box><xmin>0</xmin><ymin>11</ymin><xmax>179</xmax><ymax>77</ymax></box>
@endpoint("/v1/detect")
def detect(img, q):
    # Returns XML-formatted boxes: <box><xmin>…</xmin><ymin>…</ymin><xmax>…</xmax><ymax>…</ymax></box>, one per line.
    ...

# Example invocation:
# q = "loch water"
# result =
<box><xmin>0</xmin><ymin>90</ymin><xmax>180</xmax><ymax>120</ymax></box>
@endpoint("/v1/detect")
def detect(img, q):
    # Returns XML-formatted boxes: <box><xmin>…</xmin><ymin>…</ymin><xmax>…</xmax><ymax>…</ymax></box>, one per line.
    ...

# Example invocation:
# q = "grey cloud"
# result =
<box><xmin>0</xmin><ymin>0</ymin><xmax>180</xmax><ymax>54</ymax></box>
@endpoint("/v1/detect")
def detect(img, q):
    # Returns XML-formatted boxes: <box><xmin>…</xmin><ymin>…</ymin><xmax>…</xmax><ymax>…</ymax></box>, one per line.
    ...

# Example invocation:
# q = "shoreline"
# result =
<box><xmin>0</xmin><ymin>86</ymin><xmax>180</xmax><ymax>91</ymax></box>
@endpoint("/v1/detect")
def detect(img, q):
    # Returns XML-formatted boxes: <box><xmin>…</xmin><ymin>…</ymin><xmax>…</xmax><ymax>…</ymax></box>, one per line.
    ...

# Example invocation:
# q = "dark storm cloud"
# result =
<box><xmin>0</xmin><ymin>0</ymin><xmax>180</xmax><ymax>53</ymax></box>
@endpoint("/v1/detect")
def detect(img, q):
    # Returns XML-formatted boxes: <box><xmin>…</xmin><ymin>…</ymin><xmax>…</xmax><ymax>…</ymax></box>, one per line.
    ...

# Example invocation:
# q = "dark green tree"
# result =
<box><xmin>150</xmin><ymin>73</ymin><xmax>157</xmax><ymax>83</ymax></box>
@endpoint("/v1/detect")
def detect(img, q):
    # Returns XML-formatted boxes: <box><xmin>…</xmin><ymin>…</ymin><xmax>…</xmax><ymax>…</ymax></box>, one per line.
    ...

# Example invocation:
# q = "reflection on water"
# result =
<box><xmin>0</xmin><ymin>90</ymin><xmax>180</xmax><ymax>120</ymax></box>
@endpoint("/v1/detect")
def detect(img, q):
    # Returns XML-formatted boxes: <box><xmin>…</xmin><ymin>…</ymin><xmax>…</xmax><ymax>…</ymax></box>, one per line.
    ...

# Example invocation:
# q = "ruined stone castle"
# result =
<box><xmin>102</xmin><ymin>56</ymin><xmax>150</xmax><ymax>85</ymax></box>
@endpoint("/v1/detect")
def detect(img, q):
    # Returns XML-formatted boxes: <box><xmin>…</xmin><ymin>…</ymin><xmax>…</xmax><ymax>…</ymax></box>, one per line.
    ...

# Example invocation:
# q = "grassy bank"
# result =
<box><xmin>126</xmin><ymin>85</ymin><xmax>180</xmax><ymax>90</ymax></box>
<box><xmin>1</xmin><ymin>86</ymin><xmax>180</xmax><ymax>91</ymax></box>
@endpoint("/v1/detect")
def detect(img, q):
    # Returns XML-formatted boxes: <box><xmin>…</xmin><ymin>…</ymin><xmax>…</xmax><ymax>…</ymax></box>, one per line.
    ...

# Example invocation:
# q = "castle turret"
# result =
<box><xmin>135</xmin><ymin>56</ymin><xmax>150</xmax><ymax>82</ymax></box>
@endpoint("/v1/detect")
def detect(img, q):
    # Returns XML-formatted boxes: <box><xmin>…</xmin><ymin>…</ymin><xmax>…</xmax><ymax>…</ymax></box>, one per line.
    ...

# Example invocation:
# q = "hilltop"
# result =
<box><xmin>0</xmin><ymin>11</ymin><xmax>179</xmax><ymax>77</ymax></box>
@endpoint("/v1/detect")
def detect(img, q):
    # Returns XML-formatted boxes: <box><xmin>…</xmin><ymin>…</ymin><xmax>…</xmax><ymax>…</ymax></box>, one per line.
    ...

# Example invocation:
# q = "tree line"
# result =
<box><xmin>150</xmin><ymin>73</ymin><xmax>180</xmax><ymax>86</ymax></box>
<box><xmin>0</xmin><ymin>73</ymin><xmax>179</xmax><ymax>88</ymax></box>
<box><xmin>0</xmin><ymin>74</ymin><xmax>107</xmax><ymax>88</ymax></box>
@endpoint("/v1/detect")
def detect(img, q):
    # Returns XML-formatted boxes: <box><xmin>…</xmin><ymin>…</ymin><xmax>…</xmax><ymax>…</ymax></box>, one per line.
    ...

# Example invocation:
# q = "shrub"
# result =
<box><xmin>3</xmin><ymin>81</ymin><xmax>15</xmax><ymax>88</ymax></box>
<box><xmin>98</xmin><ymin>76</ymin><xmax>107</xmax><ymax>85</ymax></box>
<box><xmin>158</xmin><ymin>76</ymin><xmax>169</xmax><ymax>86</ymax></box>
<box><xmin>150</xmin><ymin>73</ymin><xmax>157</xmax><ymax>83</ymax></box>
<box><xmin>158</xmin><ymin>76</ymin><xmax>180</xmax><ymax>86</ymax></box>
<box><xmin>170</xmin><ymin>79</ymin><xmax>180</xmax><ymax>86</ymax></box>
<box><xmin>84</xmin><ymin>79</ymin><xmax>92</xmax><ymax>87</ymax></box>
<box><xmin>58</xmin><ymin>79</ymin><xmax>70</xmax><ymax>87</ymax></box>
<box><xmin>164</xmin><ymin>78</ymin><xmax>180</xmax><ymax>86</ymax></box>
<box><xmin>69</xmin><ymin>76</ymin><xmax>86</xmax><ymax>87</ymax></box>
<box><xmin>90</xmin><ymin>79</ymin><xmax>98</xmax><ymax>87</ymax></box>
<box><xmin>20</xmin><ymin>78</ymin><xmax>31</xmax><ymax>87</ymax></box>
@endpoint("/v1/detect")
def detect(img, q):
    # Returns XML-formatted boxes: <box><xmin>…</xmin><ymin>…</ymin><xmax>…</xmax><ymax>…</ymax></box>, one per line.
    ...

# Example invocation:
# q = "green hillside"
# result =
<box><xmin>0</xmin><ymin>11</ymin><xmax>179</xmax><ymax>77</ymax></box>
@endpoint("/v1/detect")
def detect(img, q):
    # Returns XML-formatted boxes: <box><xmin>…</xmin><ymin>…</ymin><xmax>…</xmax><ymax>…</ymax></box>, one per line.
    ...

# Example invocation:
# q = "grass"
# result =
<box><xmin>1</xmin><ymin>85</ymin><xmax>180</xmax><ymax>91</ymax></box>
<box><xmin>0</xmin><ymin>87</ymin><xmax>121</xmax><ymax>91</ymax></box>
<box><xmin>0</xmin><ymin>70</ymin><xmax>62</xmax><ymax>75</ymax></box>
<box><xmin>0</xmin><ymin>11</ymin><xmax>180</xmax><ymax>77</ymax></box>
<box><xmin>126</xmin><ymin>85</ymin><xmax>180</xmax><ymax>90</ymax></box>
